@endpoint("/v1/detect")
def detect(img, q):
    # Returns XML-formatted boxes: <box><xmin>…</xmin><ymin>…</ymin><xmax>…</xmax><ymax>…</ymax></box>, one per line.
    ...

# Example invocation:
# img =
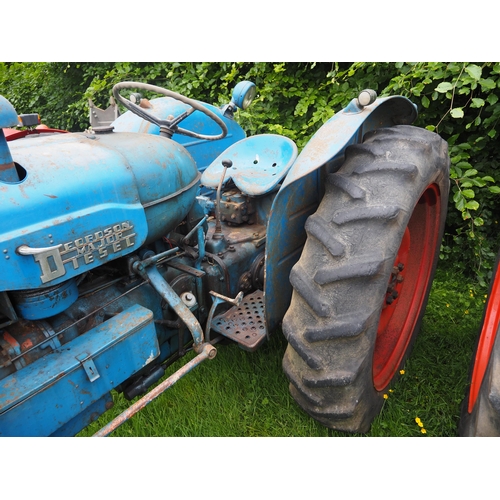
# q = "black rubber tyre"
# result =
<box><xmin>459</xmin><ymin>251</ymin><xmax>500</xmax><ymax>436</ymax></box>
<box><xmin>282</xmin><ymin>125</ymin><xmax>450</xmax><ymax>433</ymax></box>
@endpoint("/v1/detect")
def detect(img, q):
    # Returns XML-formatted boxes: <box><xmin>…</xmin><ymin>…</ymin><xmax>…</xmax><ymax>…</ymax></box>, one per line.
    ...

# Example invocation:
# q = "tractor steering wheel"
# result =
<box><xmin>112</xmin><ymin>81</ymin><xmax>228</xmax><ymax>140</ymax></box>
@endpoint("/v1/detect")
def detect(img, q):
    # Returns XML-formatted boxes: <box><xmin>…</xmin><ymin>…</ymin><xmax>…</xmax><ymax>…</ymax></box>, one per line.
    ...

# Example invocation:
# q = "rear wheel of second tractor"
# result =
<box><xmin>459</xmin><ymin>251</ymin><xmax>500</xmax><ymax>436</ymax></box>
<box><xmin>282</xmin><ymin>125</ymin><xmax>450</xmax><ymax>433</ymax></box>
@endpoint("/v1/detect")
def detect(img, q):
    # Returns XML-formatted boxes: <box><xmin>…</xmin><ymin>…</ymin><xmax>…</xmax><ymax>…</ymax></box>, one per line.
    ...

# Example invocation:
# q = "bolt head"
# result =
<box><xmin>358</xmin><ymin>89</ymin><xmax>377</xmax><ymax>107</ymax></box>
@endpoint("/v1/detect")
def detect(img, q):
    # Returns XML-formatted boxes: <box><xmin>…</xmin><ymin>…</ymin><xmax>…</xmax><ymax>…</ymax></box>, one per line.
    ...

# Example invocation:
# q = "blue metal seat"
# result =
<box><xmin>200</xmin><ymin>134</ymin><xmax>298</xmax><ymax>196</ymax></box>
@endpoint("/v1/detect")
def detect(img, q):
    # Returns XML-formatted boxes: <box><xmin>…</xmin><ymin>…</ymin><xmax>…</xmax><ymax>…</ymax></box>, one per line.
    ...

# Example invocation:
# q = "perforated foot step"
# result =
<box><xmin>210</xmin><ymin>290</ymin><xmax>267</xmax><ymax>351</ymax></box>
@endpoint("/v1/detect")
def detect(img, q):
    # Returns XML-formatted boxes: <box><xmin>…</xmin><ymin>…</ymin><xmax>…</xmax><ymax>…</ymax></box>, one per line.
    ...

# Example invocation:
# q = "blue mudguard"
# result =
<box><xmin>264</xmin><ymin>95</ymin><xmax>418</xmax><ymax>332</ymax></box>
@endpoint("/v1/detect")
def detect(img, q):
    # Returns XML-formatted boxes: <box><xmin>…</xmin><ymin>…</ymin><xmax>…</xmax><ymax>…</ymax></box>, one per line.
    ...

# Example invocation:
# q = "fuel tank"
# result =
<box><xmin>1</xmin><ymin>130</ymin><xmax>199</xmax><ymax>291</ymax></box>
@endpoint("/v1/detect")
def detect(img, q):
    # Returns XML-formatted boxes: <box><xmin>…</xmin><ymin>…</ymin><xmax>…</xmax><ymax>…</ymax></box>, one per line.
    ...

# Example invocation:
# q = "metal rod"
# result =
<box><xmin>193</xmin><ymin>225</ymin><xmax>206</xmax><ymax>314</ymax></box>
<box><xmin>143</xmin><ymin>266</ymin><xmax>205</xmax><ymax>349</ymax></box>
<box><xmin>93</xmin><ymin>342</ymin><xmax>216</xmax><ymax>437</ymax></box>
<box><xmin>182</xmin><ymin>215</ymin><xmax>207</xmax><ymax>245</ymax></box>
<box><xmin>140</xmin><ymin>246</ymin><xmax>179</xmax><ymax>267</ymax></box>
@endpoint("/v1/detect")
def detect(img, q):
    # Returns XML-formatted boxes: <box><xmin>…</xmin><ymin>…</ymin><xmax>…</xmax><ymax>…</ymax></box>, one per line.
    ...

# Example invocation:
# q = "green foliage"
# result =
<box><xmin>1</xmin><ymin>62</ymin><xmax>500</xmax><ymax>281</ymax></box>
<box><xmin>0</xmin><ymin>62</ymin><xmax>101</xmax><ymax>130</ymax></box>
<box><xmin>383</xmin><ymin>62</ymin><xmax>500</xmax><ymax>284</ymax></box>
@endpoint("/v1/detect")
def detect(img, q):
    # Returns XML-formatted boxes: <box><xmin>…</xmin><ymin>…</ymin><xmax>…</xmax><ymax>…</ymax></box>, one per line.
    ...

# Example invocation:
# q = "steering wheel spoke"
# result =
<box><xmin>112</xmin><ymin>81</ymin><xmax>227</xmax><ymax>141</ymax></box>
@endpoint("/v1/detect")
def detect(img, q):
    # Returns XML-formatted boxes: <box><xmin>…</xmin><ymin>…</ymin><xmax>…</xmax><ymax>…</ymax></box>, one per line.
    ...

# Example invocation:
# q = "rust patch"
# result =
<box><xmin>2</xmin><ymin>331</ymin><xmax>18</xmax><ymax>348</ymax></box>
<box><xmin>21</xmin><ymin>339</ymin><xmax>33</xmax><ymax>350</ymax></box>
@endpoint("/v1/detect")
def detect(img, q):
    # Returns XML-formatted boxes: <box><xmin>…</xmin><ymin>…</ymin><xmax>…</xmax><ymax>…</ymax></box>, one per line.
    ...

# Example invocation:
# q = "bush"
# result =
<box><xmin>384</xmin><ymin>63</ymin><xmax>500</xmax><ymax>285</ymax></box>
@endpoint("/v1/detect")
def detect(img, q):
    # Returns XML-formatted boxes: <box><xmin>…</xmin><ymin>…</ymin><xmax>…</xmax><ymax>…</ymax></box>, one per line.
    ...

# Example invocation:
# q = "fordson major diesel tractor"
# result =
<box><xmin>0</xmin><ymin>80</ymin><xmax>450</xmax><ymax>436</ymax></box>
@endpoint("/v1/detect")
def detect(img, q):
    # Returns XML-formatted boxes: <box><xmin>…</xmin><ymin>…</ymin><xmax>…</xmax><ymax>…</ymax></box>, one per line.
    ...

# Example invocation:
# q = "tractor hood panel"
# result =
<box><xmin>1</xmin><ymin>132</ymin><xmax>199</xmax><ymax>290</ymax></box>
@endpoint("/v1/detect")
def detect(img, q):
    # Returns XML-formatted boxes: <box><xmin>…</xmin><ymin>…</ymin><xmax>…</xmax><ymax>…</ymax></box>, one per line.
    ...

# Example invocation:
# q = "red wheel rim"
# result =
<box><xmin>468</xmin><ymin>272</ymin><xmax>500</xmax><ymax>412</ymax></box>
<box><xmin>373</xmin><ymin>184</ymin><xmax>441</xmax><ymax>391</ymax></box>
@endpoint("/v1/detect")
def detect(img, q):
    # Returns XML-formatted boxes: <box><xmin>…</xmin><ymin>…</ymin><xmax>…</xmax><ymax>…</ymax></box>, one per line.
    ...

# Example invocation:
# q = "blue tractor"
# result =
<box><xmin>0</xmin><ymin>80</ymin><xmax>450</xmax><ymax>436</ymax></box>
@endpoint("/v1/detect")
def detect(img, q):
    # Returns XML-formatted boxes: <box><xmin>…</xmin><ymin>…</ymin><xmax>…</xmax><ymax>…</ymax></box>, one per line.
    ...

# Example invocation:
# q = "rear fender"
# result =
<box><xmin>264</xmin><ymin>95</ymin><xmax>417</xmax><ymax>332</ymax></box>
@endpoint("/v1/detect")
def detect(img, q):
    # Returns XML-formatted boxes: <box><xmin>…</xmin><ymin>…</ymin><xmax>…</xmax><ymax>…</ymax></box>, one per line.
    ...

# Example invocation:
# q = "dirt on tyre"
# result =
<box><xmin>459</xmin><ymin>251</ymin><xmax>500</xmax><ymax>436</ymax></box>
<box><xmin>282</xmin><ymin>125</ymin><xmax>450</xmax><ymax>433</ymax></box>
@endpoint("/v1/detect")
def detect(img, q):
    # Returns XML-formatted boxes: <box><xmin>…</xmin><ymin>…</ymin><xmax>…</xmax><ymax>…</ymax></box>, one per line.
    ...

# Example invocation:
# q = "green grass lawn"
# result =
<box><xmin>79</xmin><ymin>264</ymin><xmax>486</xmax><ymax>437</ymax></box>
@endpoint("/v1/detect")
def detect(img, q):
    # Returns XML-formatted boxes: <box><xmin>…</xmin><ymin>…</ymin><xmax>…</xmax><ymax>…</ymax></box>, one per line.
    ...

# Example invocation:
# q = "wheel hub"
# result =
<box><xmin>373</xmin><ymin>184</ymin><xmax>441</xmax><ymax>391</ymax></box>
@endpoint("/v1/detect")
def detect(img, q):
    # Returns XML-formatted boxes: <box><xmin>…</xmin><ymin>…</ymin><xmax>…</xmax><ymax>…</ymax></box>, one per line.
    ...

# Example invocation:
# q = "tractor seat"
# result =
<box><xmin>200</xmin><ymin>134</ymin><xmax>298</xmax><ymax>196</ymax></box>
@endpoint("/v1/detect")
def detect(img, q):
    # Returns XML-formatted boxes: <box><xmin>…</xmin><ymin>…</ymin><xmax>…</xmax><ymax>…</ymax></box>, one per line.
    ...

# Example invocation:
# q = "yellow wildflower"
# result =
<box><xmin>465</xmin><ymin>310</ymin><xmax>469</xmax><ymax>315</ymax></box>
<box><xmin>446</xmin><ymin>303</ymin><xmax>450</xmax><ymax>307</ymax></box>
<box><xmin>418</xmin><ymin>421</ymin><xmax>424</xmax><ymax>428</ymax></box>
<box><xmin>415</xmin><ymin>417</ymin><xmax>421</xmax><ymax>424</ymax></box>
<box><xmin>399</xmin><ymin>369</ymin><xmax>405</xmax><ymax>375</ymax></box>
<box><xmin>383</xmin><ymin>394</ymin><xmax>389</xmax><ymax>399</ymax></box>
<box><xmin>421</xmin><ymin>428</ymin><xmax>427</xmax><ymax>434</ymax></box>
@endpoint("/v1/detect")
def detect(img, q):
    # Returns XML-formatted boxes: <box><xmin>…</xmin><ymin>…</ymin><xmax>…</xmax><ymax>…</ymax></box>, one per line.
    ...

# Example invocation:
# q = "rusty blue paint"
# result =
<box><xmin>0</xmin><ymin>97</ymin><xmax>19</xmax><ymax>182</ymax></box>
<box><xmin>0</xmin><ymin>88</ymin><xmax>422</xmax><ymax>437</ymax></box>
<box><xmin>93</xmin><ymin>342</ymin><xmax>216</xmax><ymax>436</ymax></box>
<box><xmin>11</xmin><ymin>278</ymin><xmax>79</xmax><ymax>320</ymax></box>
<box><xmin>139</xmin><ymin>265</ymin><xmax>205</xmax><ymax>348</ymax></box>
<box><xmin>0</xmin><ymin>304</ymin><xmax>158</xmax><ymax>436</ymax></box>
<box><xmin>0</xmin><ymin>96</ymin><xmax>18</xmax><ymax>128</ymax></box>
<box><xmin>264</xmin><ymin>96</ymin><xmax>418</xmax><ymax>332</ymax></box>
<box><xmin>111</xmin><ymin>96</ymin><xmax>247</xmax><ymax>174</ymax></box>
<box><xmin>50</xmin><ymin>393</ymin><xmax>113</xmax><ymax>436</ymax></box>
<box><xmin>1</xmin><ymin>131</ymin><xmax>199</xmax><ymax>292</ymax></box>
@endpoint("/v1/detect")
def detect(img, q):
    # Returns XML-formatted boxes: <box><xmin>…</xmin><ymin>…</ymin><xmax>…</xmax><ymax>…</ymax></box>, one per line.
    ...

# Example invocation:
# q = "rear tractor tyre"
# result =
<box><xmin>459</xmin><ymin>251</ymin><xmax>500</xmax><ymax>436</ymax></box>
<box><xmin>282</xmin><ymin>125</ymin><xmax>450</xmax><ymax>433</ymax></box>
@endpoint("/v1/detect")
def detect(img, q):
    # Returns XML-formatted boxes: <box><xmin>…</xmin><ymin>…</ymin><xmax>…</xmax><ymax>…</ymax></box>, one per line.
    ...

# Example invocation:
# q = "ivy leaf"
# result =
<box><xmin>466</xmin><ymin>200</ymin><xmax>480</xmax><ymax>210</ymax></box>
<box><xmin>462</xmin><ymin>189</ymin><xmax>475</xmax><ymax>199</ymax></box>
<box><xmin>469</xmin><ymin>178</ymin><xmax>486</xmax><ymax>187</ymax></box>
<box><xmin>471</xmin><ymin>98</ymin><xmax>485</xmax><ymax>108</ymax></box>
<box><xmin>435</xmin><ymin>82</ymin><xmax>454</xmax><ymax>93</ymax></box>
<box><xmin>421</xmin><ymin>95</ymin><xmax>430</xmax><ymax>108</ymax></box>
<box><xmin>465</xmin><ymin>64</ymin><xmax>482</xmax><ymax>81</ymax></box>
<box><xmin>455</xmin><ymin>196</ymin><xmax>466</xmax><ymax>211</ymax></box>
<box><xmin>480</xmin><ymin>78</ymin><xmax>496</xmax><ymax>90</ymax></box>
<box><xmin>473</xmin><ymin>217</ymin><xmax>485</xmax><ymax>227</ymax></box>
<box><xmin>463</xmin><ymin>169</ymin><xmax>478</xmax><ymax>177</ymax></box>
<box><xmin>453</xmin><ymin>190</ymin><xmax>464</xmax><ymax>203</ymax></box>
<box><xmin>489</xmin><ymin>186</ymin><xmax>500</xmax><ymax>194</ymax></box>
<box><xmin>487</xmin><ymin>94</ymin><xmax>499</xmax><ymax>105</ymax></box>
<box><xmin>450</xmin><ymin>107</ymin><xmax>464</xmax><ymax>118</ymax></box>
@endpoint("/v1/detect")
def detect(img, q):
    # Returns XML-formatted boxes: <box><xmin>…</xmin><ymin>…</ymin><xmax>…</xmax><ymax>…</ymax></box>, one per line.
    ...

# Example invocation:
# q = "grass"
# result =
<box><xmin>78</xmin><ymin>264</ymin><xmax>486</xmax><ymax>437</ymax></box>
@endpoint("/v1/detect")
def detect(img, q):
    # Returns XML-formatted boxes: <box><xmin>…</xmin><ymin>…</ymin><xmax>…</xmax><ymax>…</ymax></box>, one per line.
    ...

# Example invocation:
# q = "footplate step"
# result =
<box><xmin>210</xmin><ymin>290</ymin><xmax>267</xmax><ymax>351</ymax></box>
